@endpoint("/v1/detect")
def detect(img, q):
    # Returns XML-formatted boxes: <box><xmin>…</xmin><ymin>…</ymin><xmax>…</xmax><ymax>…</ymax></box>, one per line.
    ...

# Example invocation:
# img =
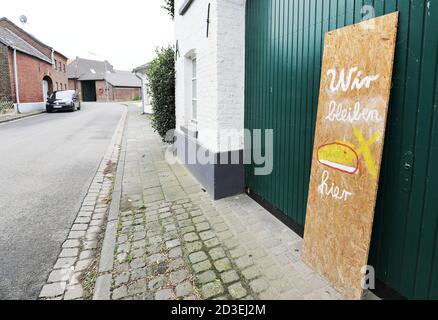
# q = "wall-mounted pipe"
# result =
<box><xmin>13</xmin><ymin>48</ymin><xmax>20</xmax><ymax>114</ymax></box>
<box><xmin>133</xmin><ymin>72</ymin><xmax>146</xmax><ymax>114</ymax></box>
<box><xmin>179</xmin><ymin>0</ymin><xmax>195</xmax><ymax>15</ymax></box>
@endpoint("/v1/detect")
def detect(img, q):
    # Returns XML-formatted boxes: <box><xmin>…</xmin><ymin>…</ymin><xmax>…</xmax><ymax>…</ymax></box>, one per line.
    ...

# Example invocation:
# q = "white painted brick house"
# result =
<box><xmin>174</xmin><ymin>0</ymin><xmax>246</xmax><ymax>199</ymax></box>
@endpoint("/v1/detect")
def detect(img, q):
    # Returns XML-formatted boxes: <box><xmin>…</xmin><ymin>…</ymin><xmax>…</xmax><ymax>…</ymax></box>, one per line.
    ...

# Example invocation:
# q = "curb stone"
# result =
<box><xmin>93</xmin><ymin>274</ymin><xmax>112</xmax><ymax>300</ymax></box>
<box><xmin>98</xmin><ymin>120</ymin><xmax>127</xmax><ymax>272</ymax></box>
<box><xmin>98</xmin><ymin>221</ymin><xmax>118</xmax><ymax>274</ymax></box>
<box><xmin>92</xmin><ymin>105</ymin><xmax>128</xmax><ymax>299</ymax></box>
<box><xmin>0</xmin><ymin>111</ymin><xmax>45</xmax><ymax>124</ymax></box>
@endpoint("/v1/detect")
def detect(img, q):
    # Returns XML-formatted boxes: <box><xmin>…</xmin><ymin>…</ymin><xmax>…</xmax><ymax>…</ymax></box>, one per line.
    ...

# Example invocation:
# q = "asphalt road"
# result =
<box><xmin>0</xmin><ymin>103</ymin><xmax>124</xmax><ymax>300</ymax></box>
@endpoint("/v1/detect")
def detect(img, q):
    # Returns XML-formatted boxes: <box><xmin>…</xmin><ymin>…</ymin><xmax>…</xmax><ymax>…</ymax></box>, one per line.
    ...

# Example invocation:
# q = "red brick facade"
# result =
<box><xmin>69</xmin><ymin>79</ymin><xmax>81</xmax><ymax>95</ymax></box>
<box><xmin>95</xmin><ymin>80</ymin><xmax>112</xmax><ymax>102</ymax></box>
<box><xmin>95</xmin><ymin>81</ymin><xmax>140</xmax><ymax>102</ymax></box>
<box><xmin>52</xmin><ymin>52</ymin><xmax>68</xmax><ymax>91</ymax></box>
<box><xmin>15</xmin><ymin>50</ymin><xmax>53</xmax><ymax>103</ymax></box>
<box><xmin>113</xmin><ymin>87</ymin><xmax>141</xmax><ymax>102</ymax></box>
<box><xmin>0</xmin><ymin>45</ymin><xmax>54</xmax><ymax>103</ymax></box>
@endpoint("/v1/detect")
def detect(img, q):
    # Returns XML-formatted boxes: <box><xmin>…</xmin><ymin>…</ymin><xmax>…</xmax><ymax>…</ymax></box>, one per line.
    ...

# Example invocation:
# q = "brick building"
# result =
<box><xmin>68</xmin><ymin>57</ymin><xmax>141</xmax><ymax>102</ymax></box>
<box><xmin>0</xmin><ymin>17</ymin><xmax>68</xmax><ymax>113</ymax></box>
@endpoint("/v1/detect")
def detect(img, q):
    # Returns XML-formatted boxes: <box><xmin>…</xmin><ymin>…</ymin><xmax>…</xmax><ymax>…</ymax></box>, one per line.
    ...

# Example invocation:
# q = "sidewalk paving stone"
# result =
<box><xmin>88</xmin><ymin>105</ymin><xmax>345</xmax><ymax>300</ymax></box>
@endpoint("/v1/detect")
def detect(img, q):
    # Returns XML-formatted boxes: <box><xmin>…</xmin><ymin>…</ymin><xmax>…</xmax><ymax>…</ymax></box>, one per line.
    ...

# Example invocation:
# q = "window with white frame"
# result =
<box><xmin>191</xmin><ymin>58</ymin><xmax>197</xmax><ymax>122</ymax></box>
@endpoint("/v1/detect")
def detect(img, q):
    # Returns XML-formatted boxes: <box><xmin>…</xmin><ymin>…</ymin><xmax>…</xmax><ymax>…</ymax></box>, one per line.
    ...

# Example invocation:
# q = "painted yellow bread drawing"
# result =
<box><xmin>317</xmin><ymin>143</ymin><xmax>359</xmax><ymax>174</ymax></box>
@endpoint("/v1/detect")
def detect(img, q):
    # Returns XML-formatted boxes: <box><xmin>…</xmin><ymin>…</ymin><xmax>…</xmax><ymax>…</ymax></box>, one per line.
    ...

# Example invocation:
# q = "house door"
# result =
<box><xmin>245</xmin><ymin>0</ymin><xmax>438</xmax><ymax>299</ymax></box>
<box><xmin>42</xmin><ymin>80</ymin><xmax>49</xmax><ymax>102</ymax></box>
<box><xmin>82</xmin><ymin>81</ymin><xmax>97</xmax><ymax>102</ymax></box>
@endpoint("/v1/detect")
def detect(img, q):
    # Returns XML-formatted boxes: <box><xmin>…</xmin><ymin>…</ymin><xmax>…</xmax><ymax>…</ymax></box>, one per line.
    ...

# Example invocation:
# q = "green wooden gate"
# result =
<box><xmin>245</xmin><ymin>0</ymin><xmax>438</xmax><ymax>299</ymax></box>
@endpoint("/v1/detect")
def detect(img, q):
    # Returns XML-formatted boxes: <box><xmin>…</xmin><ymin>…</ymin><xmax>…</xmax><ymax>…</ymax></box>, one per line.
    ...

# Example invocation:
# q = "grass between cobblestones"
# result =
<box><xmin>108</xmin><ymin>198</ymin><xmax>257</xmax><ymax>300</ymax></box>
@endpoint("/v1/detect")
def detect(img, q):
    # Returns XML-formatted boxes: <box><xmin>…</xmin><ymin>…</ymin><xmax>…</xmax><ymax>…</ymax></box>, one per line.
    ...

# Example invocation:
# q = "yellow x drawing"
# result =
<box><xmin>338</xmin><ymin>129</ymin><xmax>382</xmax><ymax>179</ymax></box>
<box><xmin>353</xmin><ymin>129</ymin><xmax>382</xmax><ymax>179</ymax></box>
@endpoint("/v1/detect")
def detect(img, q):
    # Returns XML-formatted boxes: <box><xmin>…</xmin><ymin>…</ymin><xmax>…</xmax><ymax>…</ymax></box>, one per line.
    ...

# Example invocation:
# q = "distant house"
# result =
<box><xmin>68</xmin><ymin>57</ymin><xmax>141</xmax><ymax>102</ymax></box>
<box><xmin>107</xmin><ymin>70</ymin><xmax>143</xmax><ymax>102</ymax></box>
<box><xmin>133</xmin><ymin>62</ymin><xmax>152</xmax><ymax>114</ymax></box>
<box><xmin>0</xmin><ymin>17</ymin><xmax>68</xmax><ymax>113</ymax></box>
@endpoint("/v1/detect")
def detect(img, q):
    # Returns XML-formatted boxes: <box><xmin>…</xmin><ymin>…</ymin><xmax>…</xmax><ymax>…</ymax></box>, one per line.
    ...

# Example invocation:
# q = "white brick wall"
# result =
<box><xmin>175</xmin><ymin>0</ymin><xmax>245</xmax><ymax>154</ymax></box>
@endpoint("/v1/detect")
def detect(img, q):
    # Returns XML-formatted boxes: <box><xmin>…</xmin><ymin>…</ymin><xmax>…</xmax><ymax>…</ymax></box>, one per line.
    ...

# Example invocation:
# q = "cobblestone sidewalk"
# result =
<box><xmin>92</xmin><ymin>105</ymin><xmax>345</xmax><ymax>301</ymax></box>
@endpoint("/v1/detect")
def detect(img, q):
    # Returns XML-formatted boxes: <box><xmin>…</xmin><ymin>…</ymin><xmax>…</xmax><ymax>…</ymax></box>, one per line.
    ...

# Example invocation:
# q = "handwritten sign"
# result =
<box><xmin>302</xmin><ymin>13</ymin><xmax>399</xmax><ymax>300</ymax></box>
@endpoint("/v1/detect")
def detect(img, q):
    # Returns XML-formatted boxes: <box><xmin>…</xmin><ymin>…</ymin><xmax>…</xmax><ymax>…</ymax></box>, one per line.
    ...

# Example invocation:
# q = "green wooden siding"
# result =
<box><xmin>245</xmin><ymin>0</ymin><xmax>438</xmax><ymax>299</ymax></box>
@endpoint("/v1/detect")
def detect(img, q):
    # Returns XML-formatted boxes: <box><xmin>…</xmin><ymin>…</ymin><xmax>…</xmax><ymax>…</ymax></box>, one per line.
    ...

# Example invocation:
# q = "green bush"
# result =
<box><xmin>146</xmin><ymin>46</ymin><xmax>176</xmax><ymax>141</ymax></box>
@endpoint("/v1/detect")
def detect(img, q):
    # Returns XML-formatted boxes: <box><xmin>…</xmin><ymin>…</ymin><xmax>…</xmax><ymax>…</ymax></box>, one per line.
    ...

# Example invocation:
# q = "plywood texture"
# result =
<box><xmin>302</xmin><ymin>12</ymin><xmax>399</xmax><ymax>300</ymax></box>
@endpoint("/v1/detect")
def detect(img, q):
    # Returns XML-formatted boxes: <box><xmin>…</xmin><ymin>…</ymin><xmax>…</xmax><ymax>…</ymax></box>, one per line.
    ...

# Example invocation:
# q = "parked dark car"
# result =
<box><xmin>46</xmin><ymin>90</ymin><xmax>81</xmax><ymax>113</ymax></box>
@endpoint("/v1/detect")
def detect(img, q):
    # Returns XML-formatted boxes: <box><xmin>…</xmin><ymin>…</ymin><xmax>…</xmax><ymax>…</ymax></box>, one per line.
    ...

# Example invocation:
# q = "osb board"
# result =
<box><xmin>302</xmin><ymin>12</ymin><xmax>399</xmax><ymax>300</ymax></box>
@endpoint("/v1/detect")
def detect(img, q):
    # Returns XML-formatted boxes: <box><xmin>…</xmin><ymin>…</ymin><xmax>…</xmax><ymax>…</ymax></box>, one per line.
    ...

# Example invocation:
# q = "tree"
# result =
<box><xmin>146</xmin><ymin>46</ymin><xmax>176</xmax><ymax>141</ymax></box>
<box><xmin>162</xmin><ymin>0</ymin><xmax>175</xmax><ymax>19</ymax></box>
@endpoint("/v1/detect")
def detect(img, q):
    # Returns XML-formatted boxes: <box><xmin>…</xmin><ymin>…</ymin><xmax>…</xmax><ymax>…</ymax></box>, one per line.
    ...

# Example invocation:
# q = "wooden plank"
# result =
<box><xmin>302</xmin><ymin>12</ymin><xmax>399</xmax><ymax>300</ymax></box>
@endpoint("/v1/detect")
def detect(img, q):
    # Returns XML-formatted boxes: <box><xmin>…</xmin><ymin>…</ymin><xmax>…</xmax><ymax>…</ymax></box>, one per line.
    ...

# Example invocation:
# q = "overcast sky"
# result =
<box><xmin>2</xmin><ymin>0</ymin><xmax>175</xmax><ymax>70</ymax></box>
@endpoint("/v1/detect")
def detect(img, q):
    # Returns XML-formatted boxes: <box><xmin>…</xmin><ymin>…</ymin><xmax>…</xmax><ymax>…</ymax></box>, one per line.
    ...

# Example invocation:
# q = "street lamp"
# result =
<box><xmin>88</xmin><ymin>51</ymin><xmax>110</xmax><ymax>102</ymax></box>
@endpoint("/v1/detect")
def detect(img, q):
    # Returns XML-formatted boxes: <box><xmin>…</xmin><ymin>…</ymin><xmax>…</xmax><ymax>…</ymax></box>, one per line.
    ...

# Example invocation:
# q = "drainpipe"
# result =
<box><xmin>133</xmin><ymin>72</ymin><xmax>146</xmax><ymax>114</ymax></box>
<box><xmin>13</xmin><ymin>48</ymin><xmax>20</xmax><ymax>114</ymax></box>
